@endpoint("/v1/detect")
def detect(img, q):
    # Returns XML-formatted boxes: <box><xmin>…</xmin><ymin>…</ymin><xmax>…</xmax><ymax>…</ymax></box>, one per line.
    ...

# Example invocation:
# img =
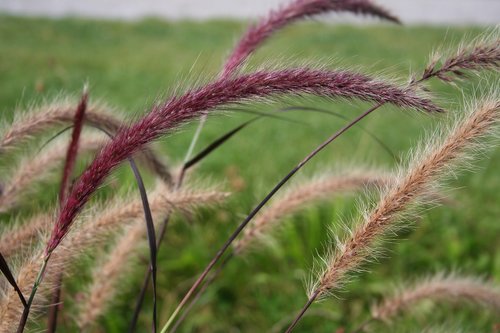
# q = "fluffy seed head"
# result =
<box><xmin>309</xmin><ymin>92</ymin><xmax>499</xmax><ymax>299</ymax></box>
<box><xmin>372</xmin><ymin>273</ymin><xmax>500</xmax><ymax>322</ymax></box>
<box><xmin>233</xmin><ymin>169</ymin><xmax>392</xmax><ymax>254</ymax></box>
<box><xmin>0</xmin><ymin>136</ymin><xmax>106</xmax><ymax>213</ymax></box>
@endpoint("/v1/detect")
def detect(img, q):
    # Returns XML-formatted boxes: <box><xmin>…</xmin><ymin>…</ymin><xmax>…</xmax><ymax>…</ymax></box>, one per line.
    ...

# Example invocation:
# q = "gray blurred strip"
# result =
<box><xmin>0</xmin><ymin>0</ymin><xmax>498</xmax><ymax>25</ymax></box>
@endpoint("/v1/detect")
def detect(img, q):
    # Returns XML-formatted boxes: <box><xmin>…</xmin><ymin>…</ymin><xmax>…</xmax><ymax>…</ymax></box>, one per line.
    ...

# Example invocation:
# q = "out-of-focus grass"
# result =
<box><xmin>0</xmin><ymin>15</ymin><xmax>498</xmax><ymax>332</ymax></box>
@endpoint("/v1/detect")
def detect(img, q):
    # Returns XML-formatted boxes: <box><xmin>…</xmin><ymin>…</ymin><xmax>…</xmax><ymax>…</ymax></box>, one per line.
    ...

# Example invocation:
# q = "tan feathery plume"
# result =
<box><xmin>0</xmin><ymin>100</ymin><xmax>119</xmax><ymax>150</ymax></box>
<box><xmin>309</xmin><ymin>96</ymin><xmax>500</xmax><ymax>300</ymax></box>
<box><xmin>0</xmin><ymin>184</ymin><xmax>228</xmax><ymax>331</ymax></box>
<box><xmin>61</xmin><ymin>182</ymin><xmax>229</xmax><ymax>254</ymax></box>
<box><xmin>372</xmin><ymin>273</ymin><xmax>500</xmax><ymax>322</ymax></box>
<box><xmin>0</xmin><ymin>250</ymin><xmax>47</xmax><ymax>333</ymax></box>
<box><xmin>76</xmin><ymin>186</ymin><xmax>227</xmax><ymax>328</ymax></box>
<box><xmin>283</xmin><ymin>93</ymin><xmax>500</xmax><ymax>332</ymax></box>
<box><xmin>76</xmin><ymin>223</ymin><xmax>146</xmax><ymax>329</ymax></box>
<box><xmin>0</xmin><ymin>136</ymin><xmax>106</xmax><ymax>213</ymax></box>
<box><xmin>0</xmin><ymin>214</ymin><xmax>52</xmax><ymax>258</ymax></box>
<box><xmin>233</xmin><ymin>169</ymin><xmax>391</xmax><ymax>254</ymax></box>
<box><xmin>0</xmin><ymin>100</ymin><xmax>172</xmax><ymax>183</ymax></box>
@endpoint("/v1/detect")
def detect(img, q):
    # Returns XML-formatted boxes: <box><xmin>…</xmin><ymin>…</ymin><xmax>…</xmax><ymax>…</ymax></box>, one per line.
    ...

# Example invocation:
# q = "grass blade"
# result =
<box><xmin>0</xmin><ymin>252</ymin><xmax>27</xmax><ymax>307</ymax></box>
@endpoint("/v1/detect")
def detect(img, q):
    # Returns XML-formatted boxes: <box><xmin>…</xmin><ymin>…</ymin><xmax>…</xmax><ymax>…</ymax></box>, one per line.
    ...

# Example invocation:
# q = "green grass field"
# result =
<box><xmin>0</xmin><ymin>15</ymin><xmax>498</xmax><ymax>332</ymax></box>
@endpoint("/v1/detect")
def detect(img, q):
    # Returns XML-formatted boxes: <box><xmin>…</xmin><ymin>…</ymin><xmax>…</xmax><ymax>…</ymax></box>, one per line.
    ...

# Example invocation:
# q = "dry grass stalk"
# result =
<box><xmin>309</xmin><ymin>95</ymin><xmax>500</xmax><ymax>300</ymax></box>
<box><xmin>0</xmin><ymin>136</ymin><xmax>106</xmax><ymax>213</ymax></box>
<box><xmin>0</xmin><ymin>213</ymin><xmax>52</xmax><ymax>258</ymax></box>
<box><xmin>233</xmin><ymin>169</ymin><xmax>391</xmax><ymax>254</ymax></box>
<box><xmin>0</xmin><ymin>184</ymin><xmax>227</xmax><ymax>331</ymax></box>
<box><xmin>372</xmin><ymin>273</ymin><xmax>500</xmax><ymax>322</ymax></box>
<box><xmin>0</xmin><ymin>100</ymin><xmax>172</xmax><ymax>183</ymax></box>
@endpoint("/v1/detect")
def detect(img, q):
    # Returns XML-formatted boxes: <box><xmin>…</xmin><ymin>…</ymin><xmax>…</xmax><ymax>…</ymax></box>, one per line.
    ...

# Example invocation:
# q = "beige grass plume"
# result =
<box><xmin>0</xmin><ymin>99</ymin><xmax>172</xmax><ymax>183</ymax></box>
<box><xmin>0</xmin><ymin>213</ymin><xmax>52</xmax><ymax>258</ymax></box>
<box><xmin>372</xmin><ymin>273</ymin><xmax>500</xmax><ymax>322</ymax></box>
<box><xmin>307</xmin><ymin>94</ymin><xmax>500</xmax><ymax>302</ymax></box>
<box><xmin>0</xmin><ymin>100</ymin><xmax>119</xmax><ymax>150</ymax></box>
<box><xmin>0</xmin><ymin>135</ymin><xmax>106</xmax><ymax>213</ymax></box>
<box><xmin>233</xmin><ymin>169</ymin><xmax>392</xmax><ymax>255</ymax></box>
<box><xmin>0</xmin><ymin>184</ymin><xmax>228</xmax><ymax>331</ymax></box>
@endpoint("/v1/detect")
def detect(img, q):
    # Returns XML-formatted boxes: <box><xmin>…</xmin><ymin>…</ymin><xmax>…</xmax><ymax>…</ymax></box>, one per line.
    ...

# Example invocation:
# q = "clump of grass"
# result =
<box><xmin>164</xmin><ymin>30</ymin><xmax>499</xmax><ymax>333</ymax></box>
<box><xmin>0</xmin><ymin>3</ymin><xmax>499</xmax><ymax>332</ymax></box>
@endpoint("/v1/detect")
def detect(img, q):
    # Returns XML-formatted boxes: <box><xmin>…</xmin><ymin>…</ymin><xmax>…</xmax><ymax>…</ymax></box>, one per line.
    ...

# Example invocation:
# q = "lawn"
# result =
<box><xmin>0</xmin><ymin>15</ymin><xmax>498</xmax><ymax>332</ymax></box>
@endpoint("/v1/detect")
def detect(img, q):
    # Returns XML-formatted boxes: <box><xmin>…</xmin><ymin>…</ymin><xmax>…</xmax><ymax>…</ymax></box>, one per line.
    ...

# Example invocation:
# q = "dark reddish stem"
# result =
<box><xmin>48</xmin><ymin>89</ymin><xmax>88</xmax><ymax>332</ymax></box>
<box><xmin>59</xmin><ymin>89</ymin><xmax>88</xmax><ymax>204</ymax></box>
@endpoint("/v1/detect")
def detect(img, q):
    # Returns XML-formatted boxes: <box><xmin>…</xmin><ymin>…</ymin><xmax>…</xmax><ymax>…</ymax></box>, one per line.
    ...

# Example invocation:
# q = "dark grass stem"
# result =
<box><xmin>284</xmin><ymin>290</ymin><xmax>320</xmax><ymax>333</ymax></box>
<box><xmin>0</xmin><ymin>252</ymin><xmax>27</xmax><ymax>307</ymax></box>
<box><xmin>160</xmin><ymin>102</ymin><xmax>384</xmax><ymax>333</ymax></box>
<box><xmin>48</xmin><ymin>88</ymin><xmax>88</xmax><ymax>333</ymax></box>
<box><xmin>47</xmin><ymin>274</ymin><xmax>63</xmax><ymax>333</ymax></box>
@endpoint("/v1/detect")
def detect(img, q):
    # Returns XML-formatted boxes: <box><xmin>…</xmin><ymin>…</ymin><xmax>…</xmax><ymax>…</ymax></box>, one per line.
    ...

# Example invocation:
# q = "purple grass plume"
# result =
<box><xmin>222</xmin><ymin>0</ymin><xmax>400</xmax><ymax>77</ymax></box>
<box><xmin>46</xmin><ymin>68</ymin><xmax>440</xmax><ymax>256</ymax></box>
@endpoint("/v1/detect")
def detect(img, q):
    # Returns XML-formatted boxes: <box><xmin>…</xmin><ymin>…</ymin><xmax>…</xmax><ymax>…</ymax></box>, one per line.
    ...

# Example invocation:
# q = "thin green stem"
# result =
<box><xmin>17</xmin><ymin>255</ymin><xmax>50</xmax><ymax>333</ymax></box>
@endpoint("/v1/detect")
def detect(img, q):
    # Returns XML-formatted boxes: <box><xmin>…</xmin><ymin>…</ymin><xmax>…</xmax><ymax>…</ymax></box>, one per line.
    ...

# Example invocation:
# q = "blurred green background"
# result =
<box><xmin>0</xmin><ymin>15</ymin><xmax>498</xmax><ymax>332</ymax></box>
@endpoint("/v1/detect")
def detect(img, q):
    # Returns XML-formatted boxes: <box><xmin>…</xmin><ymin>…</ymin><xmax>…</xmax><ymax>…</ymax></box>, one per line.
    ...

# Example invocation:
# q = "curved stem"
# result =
<box><xmin>17</xmin><ymin>256</ymin><xmax>49</xmax><ymax>333</ymax></box>
<box><xmin>160</xmin><ymin>102</ymin><xmax>384</xmax><ymax>333</ymax></box>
